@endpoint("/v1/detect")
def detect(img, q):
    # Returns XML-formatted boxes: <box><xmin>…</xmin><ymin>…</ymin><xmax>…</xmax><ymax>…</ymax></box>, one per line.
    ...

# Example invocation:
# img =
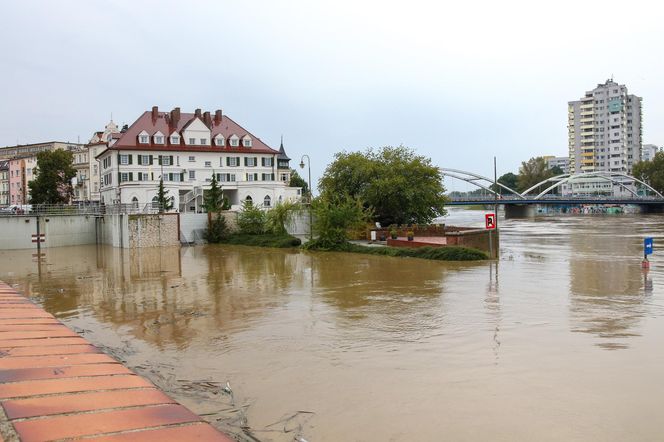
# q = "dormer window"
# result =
<box><xmin>138</xmin><ymin>130</ymin><xmax>149</xmax><ymax>144</ymax></box>
<box><xmin>200</xmin><ymin>138</ymin><xmax>207</xmax><ymax>145</ymax></box>
<box><xmin>229</xmin><ymin>134</ymin><xmax>240</xmax><ymax>147</ymax></box>
<box><xmin>189</xmin><ymin>138</ymin><xmax>196</xmax><ymax>145</ymax></box>
<box><xmin>215</xmin><ymin>135</ymin><xmax>225</xmax><ymax>146</ymax></box>
<box><xmin>242</xmin><ymin>136</ymin><xmax>252</xmax><ymax>148</ymax></box>
<box><xmin>170</xmin><ymin>134</ymin><xmax>180</xmax><ymax>145</ymax></box>
<box><xmin>154</xmin><ymin>131</ymin><xmax>164</xmax><ymax>144</ymax></box>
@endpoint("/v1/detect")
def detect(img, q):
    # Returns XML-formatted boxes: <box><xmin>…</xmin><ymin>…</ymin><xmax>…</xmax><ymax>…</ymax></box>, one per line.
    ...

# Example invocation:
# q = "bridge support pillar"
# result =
<box><xmin>504</xmin><ymin>204</ymin><xmax>535</xmax><ymax>218</ymax></box>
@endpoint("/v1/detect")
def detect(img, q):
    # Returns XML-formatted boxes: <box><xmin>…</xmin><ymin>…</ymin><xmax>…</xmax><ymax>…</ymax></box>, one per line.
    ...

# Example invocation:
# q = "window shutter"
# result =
<box><xmin>129</xmin><ymin>172</ymin><xmax>133</xmax><ymax>181</ymax></box>
<box><xmin>169</xmin><ymin>156</ymin><xmax>174</xmax><ymax>165</ymax></box>
<box><xmin>150</xmin><ymin>156</ymin><xmax>154</xmax><ymax>165</ymax></box>
<box><xmin>158</xmin><ymin>155</ymin><xmax>162</xmax><ymax>166</ymax></box>
<box><xmin>253</xmin><ymin>157</ymin><xmax>257</xmax><ymax>166</ymax></box>
<box><xmin>128</xmin><ymin>155</ymin><xmax>133</xmax><ymax>165</ymax></box>
<box><xmin>137</xmin><ymin>156</ymin><xmax>142</xmax><ymax>165</ymax></box>
<box><xmin>180</xmin><ymin>173</ymin><xmax>184</xmax><ymax>181</ymax></box>
<box><xmin>226</xmin><ymin>157</ymin><xmax>230</xmax><ymax>166</ymax></box>
<box><xmin>117</xmin><ymin>172</ymin><xmax>121</xmax><ymax>183</ymax></box>
<box><xmin>244</xmin><ymin>157</ymin><xmax>248</xmax><ymax>167</ymax></box>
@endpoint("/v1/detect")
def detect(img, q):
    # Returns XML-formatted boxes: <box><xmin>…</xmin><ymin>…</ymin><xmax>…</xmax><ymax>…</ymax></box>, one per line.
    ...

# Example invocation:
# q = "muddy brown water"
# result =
<box><xmin>2</xmin><ymin>208</ymin><xmax>664</xmax><ymax>441</ymax></box>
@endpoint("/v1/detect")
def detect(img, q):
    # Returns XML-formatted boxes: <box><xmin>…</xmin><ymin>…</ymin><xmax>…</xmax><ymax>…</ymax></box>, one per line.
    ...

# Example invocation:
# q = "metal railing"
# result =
<box><xmin>0</xmin><ymin>203</ymin><xmax>168</xmax><ymax>216</ymax></box>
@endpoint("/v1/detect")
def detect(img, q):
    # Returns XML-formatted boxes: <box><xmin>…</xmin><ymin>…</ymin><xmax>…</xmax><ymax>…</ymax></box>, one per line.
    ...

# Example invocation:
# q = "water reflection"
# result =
<box><xmin>567</xmin><ymin>219</ymin><xmax>650</xmax><ymax>349</ymax></box>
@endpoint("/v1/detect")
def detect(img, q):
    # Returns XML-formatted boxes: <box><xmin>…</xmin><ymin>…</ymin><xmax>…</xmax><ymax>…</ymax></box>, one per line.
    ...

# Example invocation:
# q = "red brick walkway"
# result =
<box><xmin>0</xmin><ymin>281</ymin><xmax>234</xmax><ymax>442</ymax></box>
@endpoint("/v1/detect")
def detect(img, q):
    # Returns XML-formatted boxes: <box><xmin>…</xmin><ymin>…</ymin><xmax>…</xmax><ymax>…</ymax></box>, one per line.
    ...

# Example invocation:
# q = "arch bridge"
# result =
<box><xmin>441</xmin><ymin>168</ymin><xmax>664</xmax><ymax>215</ymax></box>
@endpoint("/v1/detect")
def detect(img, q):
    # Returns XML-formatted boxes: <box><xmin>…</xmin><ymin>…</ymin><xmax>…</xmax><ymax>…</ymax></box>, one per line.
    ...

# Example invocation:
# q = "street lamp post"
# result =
<box><xmin>299</xmin><ymin>155</ymin><xmax>312</xmax><ymax>241</ymax></box>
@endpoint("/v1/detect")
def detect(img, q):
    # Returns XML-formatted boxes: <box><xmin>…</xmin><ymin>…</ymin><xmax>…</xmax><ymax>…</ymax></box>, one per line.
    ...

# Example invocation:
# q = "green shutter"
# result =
<box><xmin>244</xmin><ymin>157</ymin><xmax>248</xmax><ymax>167</ymax></box>
<box><xmin>129</xmin><ymin>172</ymin><xmax>133</xmax><ymax>181</ymax></box>
<box><xmin>158</xmin><ymin>155</ymin><xmax>162</xmax><ymax>166</ymax></box>
<box><xmin>180</xmin><ymin>173</ymin><xmax>184</xmax><ymax>181</ymax></box>
<box><xmin>169</xmin><ymin>156</ymin><xmax>173</xmax><ymax>165</ymax></box>
<box><xmin>137</xmin><ymin>156</ymin><xmax>142</xmax><ymax>165</ymax></box>
<box><xmin>128</xmin><ymin>155</ymin><xmax>133</xmax><ymax>165</ymax></box>
<box><xmin>150</xmin><ymin>156</ymin><xmax>154</xmax><ymax>165</ymax></box>
<box><xmin>226</xmin><ymin>157</ymin><xmax>230</xmax><ymax>166</ymax></box>
<box><xmin>117</xmin><ymin>172</ymin><xmax>121</xmax><ymax>183</ymax></box>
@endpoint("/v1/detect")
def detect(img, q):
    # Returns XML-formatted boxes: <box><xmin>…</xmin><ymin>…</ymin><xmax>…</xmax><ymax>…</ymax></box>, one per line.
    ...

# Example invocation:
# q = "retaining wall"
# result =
<box><xmin>0</xmin><ymin>215</ymin><xmax>96</xmax><ymax>250</ymax></box>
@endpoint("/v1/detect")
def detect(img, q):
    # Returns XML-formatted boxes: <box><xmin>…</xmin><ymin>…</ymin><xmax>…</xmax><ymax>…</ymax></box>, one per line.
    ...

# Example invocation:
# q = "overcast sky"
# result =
<box><xmin>2</xmin><ymin>0</ymin><xmax>663</xmax><ymax>191</ymax></box>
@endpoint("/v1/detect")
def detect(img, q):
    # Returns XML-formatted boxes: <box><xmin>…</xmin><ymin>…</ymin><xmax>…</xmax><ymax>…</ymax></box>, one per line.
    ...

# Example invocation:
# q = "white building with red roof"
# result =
<box><xmin>97</xmin><ymin>106</ymin><xmax>299</xmax><ymax>211</ymax></box>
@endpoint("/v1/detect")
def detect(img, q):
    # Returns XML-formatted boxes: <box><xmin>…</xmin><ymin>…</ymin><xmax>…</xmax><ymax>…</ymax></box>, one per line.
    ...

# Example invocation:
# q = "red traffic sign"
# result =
<box><xmin>485</xmin><ymin>213</ymin><xmax>496</xmax><ymax>230</ymax></box>
<box><xmin>31</xmin><ymin>233</ymin><xmax>45</xmax><ymax>243</ymax></box>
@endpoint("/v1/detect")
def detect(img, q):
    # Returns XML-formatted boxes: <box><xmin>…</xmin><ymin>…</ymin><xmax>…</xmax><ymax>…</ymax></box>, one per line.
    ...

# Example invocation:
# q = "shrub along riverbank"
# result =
<box><xmin>221</xmin><ymin>233</ymin><xmax>301</xmax><ymax>248</ymax></box>
<box><xmin>303</xmin><ymin>239</ymin><xmax>488</xmax><ymax>261</ymax></box>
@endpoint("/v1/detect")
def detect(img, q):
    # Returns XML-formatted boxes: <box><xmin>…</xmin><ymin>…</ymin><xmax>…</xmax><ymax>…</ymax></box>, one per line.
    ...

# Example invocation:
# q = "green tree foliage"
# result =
<box><xmin>203</xmin><ymin>174</ymin><xmax>230</xmax><ymax>212</ymax></box>
<box><xmin>237</xmin><ymin>200</ymin><xmax>266</xmax><ymax>234</ymax></box>
<box><xmin>28</xmin><ymin>150</ymin><xmax>76</xmax><ymax>204</ymax></box>
<box><xmin>304</xmin><ymin>195</ymin><xmax>371</xmax><ymax>249</ymax></box>
<box><xmin>550</xmin><ymin>165</ymin><xmax>564</xmax><ymax>176</ymax></box>
<box><xmin>204</xmin><ymin>215</ymin><xmax>230</xmax><ymax>243</ymax></box>
<box><xmin>318</xmin><ymin>146</ymin><xmax>447</xmax><ymax>226</ymax></box>
<box><xmin>633</xmin><ymin>152</ymin><xmax>664</xmax><ymax>194</ymax></box>
<box><xmin>489</xmin><ymin>172</ymin><xmax>519</xmax><ymax>195</ymax></box>
<box><xmin>517</xmin><ymin>156</ymin><xmax>554</xmax><ymax>193</ymax></box>
<box><xmin>156</xmin><ymin>179</ymin><xmax>174</xmax><ymax>213</ymax></box>
<box><xmin>265</xmin><ymin>200</ymin><xmax>300</xmax><ymax>235</ymax></box>
<box><xmin>289</xmin><ymin>169</ymin><xmax>309</xmax><ymax>196</ymax></box>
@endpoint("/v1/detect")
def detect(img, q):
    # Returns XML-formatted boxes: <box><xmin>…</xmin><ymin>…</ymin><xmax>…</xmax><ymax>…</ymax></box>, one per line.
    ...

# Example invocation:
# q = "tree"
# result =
<box><xmin>204</xmin><ymin>215</ymin><xmax>230</xmax><ymax>243</ymax></box>
<box><xmin>203</xmin><ymin>173</ymin><xmax>229</xmax><ymax>212</ymax></box>
<box><xmin>305</xmin><ymin>195</ymin><xmax>371</xmax><ymax>249</ymax></box>
<box><xmin>29</xmin><ymin>149</ymin><xmax>76</xmax><ymax>204</ymax></box>
<box><xmin>265</xmin><ymin>200</ymin><xmax>300</xmax><ymax>235</ymax></box>
<box><xmin>318</xmin><ymin>146</ymin><xmax>447</xmax><ymax>226</ymax></box>
<box><xmin>156</xmin><ymin>179</ymin><xmax>173</xmax><ymax>213</ymax></box>
<box><xmin>289</xmin><ymin>169</ymin><xmax>309</xmax><ymax>196</ymax></box>
<box><xmin>517</xmin><ymin>156</ymin><xmax>554</xmax><ymax>194</ymax></box>
<box><xmin>237</xmin><ymin>200</ymin><xmax>266</xmax><ymax>234</ymax></box>
<box><xmin>550</xmin><ymin>165</ymin><xmax>564</xmax><ymax>176</ymax></box>
<box><xmin>633</xmin><ymin>152</ymin><xmax>664</xmax><ymax>194</ymax></box>
<box><xmin>490</xmin><ymin>172</ymin><xmax>519</xmax><ymax>194</ymax></box>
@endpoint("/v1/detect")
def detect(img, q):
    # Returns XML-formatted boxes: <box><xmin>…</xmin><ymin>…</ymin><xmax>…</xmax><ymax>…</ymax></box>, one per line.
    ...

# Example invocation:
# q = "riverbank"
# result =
<box><xmin>0</xmin><ymin>281</ymin><xmax>232</xmax><ymax>442</ymax></box>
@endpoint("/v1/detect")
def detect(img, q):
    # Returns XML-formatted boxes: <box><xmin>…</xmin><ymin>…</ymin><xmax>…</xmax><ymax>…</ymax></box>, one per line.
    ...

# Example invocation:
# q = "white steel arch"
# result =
<box><xmin>441</xmin><ymin>168</ymin><xmax>525</xmax><ymax>199</ymax></box>
<box><xmin>521</xmin><ymin>172</ymin><xmax>664</xmax><ymax>199</ymax></box>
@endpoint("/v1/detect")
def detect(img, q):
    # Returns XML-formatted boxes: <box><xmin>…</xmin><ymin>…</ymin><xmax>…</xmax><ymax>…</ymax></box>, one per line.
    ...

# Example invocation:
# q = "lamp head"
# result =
<box><xmin>299</xmin><ymin>160</ymin><xmax>305</xmax><ymax>169</ymax></box>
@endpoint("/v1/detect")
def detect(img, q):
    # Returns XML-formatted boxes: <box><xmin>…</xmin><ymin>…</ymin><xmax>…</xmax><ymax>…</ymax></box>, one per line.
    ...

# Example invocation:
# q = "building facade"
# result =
<box><xmin>0</xmin><ymin>161</ymin><xmax>8</xmax><ymax>206</ymax></box>
<box><xmin>0</xmin><ymin>142</ymin><xmax>84</xmax><ymax>161</ymax></box>
<box><xmin>97</xmin><ymin>107</ymin><xmax>299</xmax><ymax>211</ymax></box>
<box><xmin>568</xmin><ymin>79</ymin><xmax>642</xmax><ymax>175</ymax></box>
<box><xmin>8</xmin><ymin>156</ymin><xmax>37</xmax><ymax>205</ymax></box>
<box><xmin>545</xmin><ymin>156</ymin><xmax>570</xmax><ymax>174</ymax></box>
<box><xmin>641</xmin><ymin>144</ymin><xmax>660</xmax><ymax>162</ymax></box>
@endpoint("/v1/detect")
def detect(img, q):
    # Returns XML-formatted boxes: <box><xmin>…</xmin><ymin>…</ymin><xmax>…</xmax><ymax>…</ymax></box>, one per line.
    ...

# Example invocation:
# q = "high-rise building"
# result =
<box><xmin>568</xmin><ymin>79</ymin><xmax>642</xmax><ymax>175</ymax></box>
<box><xmin>641</xmin><ymin>144</ymin><xmax>660</xmax><ymax>162</ymax></box>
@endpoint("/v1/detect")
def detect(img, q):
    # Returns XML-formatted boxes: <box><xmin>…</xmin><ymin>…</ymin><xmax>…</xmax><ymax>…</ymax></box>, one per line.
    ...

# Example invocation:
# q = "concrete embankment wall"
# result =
<box><xmin>1</xmin><ymin>214</ymin><xmax>179</xmax><ymax>250</ymax></box>
<box><xmin>0</xmin><ymin>215</ymin><xmax>97</xmax><ymax>250</ymax></box>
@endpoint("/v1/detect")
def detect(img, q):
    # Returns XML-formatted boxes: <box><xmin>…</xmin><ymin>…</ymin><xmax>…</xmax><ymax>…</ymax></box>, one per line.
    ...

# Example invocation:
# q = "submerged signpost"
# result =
<box><xmin>643</xmin><ymin>237</ymin><xmax>654</xmax><ymax>269</ymax></box>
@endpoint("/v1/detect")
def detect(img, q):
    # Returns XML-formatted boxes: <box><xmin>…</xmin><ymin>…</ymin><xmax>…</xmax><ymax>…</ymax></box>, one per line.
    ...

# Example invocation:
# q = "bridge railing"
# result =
<box><xmin>447</xmin><ymin>194</ymin><xmax>664</xmax><ymax>202</ymax></box>
<box><xmin>0</xmin><ymin>203</ymin><xmax>167</xmax><ymax>217</ymax></box>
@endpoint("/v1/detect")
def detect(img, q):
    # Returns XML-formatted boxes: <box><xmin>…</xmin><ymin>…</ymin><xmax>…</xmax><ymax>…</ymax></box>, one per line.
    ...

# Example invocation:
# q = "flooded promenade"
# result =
<box><xmin>1</xmin><ymin>209</ymin><xmax>664</xmax><ymax>441</ymax></box>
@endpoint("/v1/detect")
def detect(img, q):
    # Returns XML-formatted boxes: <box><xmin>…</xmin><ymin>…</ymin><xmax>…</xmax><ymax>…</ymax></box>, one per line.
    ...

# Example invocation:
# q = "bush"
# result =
<box><xmin>237</xmin><ymin>201</ymin><xmax>266</xmax><ymax>234</ymax></box>
<box><xmin>309</xmin><ymin>195</ymin><xmax>371</xmax><ymax>247</ymax></box>
<box><xmin>305</xmin><ymin>241</ymin><xmax>487</xmax><ymax>261</ymax></box>
<box><xmin>222</xmin><ymin>233</ymin><xmax>301</xmax><ymax>248</ymax></box>
<box><xmin>205</xmin><ymin>215</ymin><xmax>229</xmax><ymax>243</ymax></box>
<box><xmin>265</xmin><ymin>200</ymin><xmax>300</xmax><ymax>235</ymax></box>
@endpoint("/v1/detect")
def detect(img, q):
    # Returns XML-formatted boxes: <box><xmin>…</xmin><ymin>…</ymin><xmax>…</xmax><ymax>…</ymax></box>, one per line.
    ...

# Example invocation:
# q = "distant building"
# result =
<box><xmin>0</xmin><ymin>160</ymin><xmax>8</xmax><ymax>206</ymax></box>
<box><xmin>73</xmin><ymin>120</ymin><xmax>122</xmax><ymax>202</ymax></box>
<box><xmin>545</xmin><ymin>156</ymin><xmax>569</xmax><ymax>174</ymax></box>
<box><xmin>641</xmin><ymin>144</ymin><xmax>660</xmax><ymax>162</ymax></box>
<box><xmin>97</xmin><ymin>106</ymin><xmax>300</xmax><ymax>210</ymax></box>
<box><xmin>568</xmin><ymin>79</ymin><xmax>642</xmax><ymax>175</ymax></box>
<box><xmin>8</xmin><ymin>155</ymin><xmax>37</xmax><ymax>205</ymax></box>
<box><xmin>0</xmin><ymin>141</ymin><xmax>84</xmax><ymax>161</ymax></box>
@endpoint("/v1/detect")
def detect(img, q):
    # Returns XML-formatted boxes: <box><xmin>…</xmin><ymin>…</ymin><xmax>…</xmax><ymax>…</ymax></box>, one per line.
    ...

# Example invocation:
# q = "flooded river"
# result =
<box><xmin>2</xmin><ymin>208</ymin><xmax>664</xmax><ymax>441</ymax></box>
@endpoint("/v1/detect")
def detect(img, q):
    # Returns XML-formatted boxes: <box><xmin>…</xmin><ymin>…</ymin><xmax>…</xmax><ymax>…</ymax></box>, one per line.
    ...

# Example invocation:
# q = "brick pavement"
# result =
<box><xmin>0</xmin><ymin>281</ymin><xmax>234</xmax><ymax>442</ymax></box>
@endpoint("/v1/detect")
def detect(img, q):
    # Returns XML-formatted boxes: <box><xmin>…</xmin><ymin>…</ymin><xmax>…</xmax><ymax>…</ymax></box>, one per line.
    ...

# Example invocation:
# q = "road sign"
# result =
<box><xmin>485</xmin><ymin>213</ymin><xmax>496</xmax><ymax>230</ymax></box>
<box><xmin>644</xmin><ymin>237</ymin><xmax>654</xmax><ymax>256</ymax></box>
<box><xmin>31</xmin><ymin>233</ymin><xmax>45</xmax><ymax>243</ymax></box>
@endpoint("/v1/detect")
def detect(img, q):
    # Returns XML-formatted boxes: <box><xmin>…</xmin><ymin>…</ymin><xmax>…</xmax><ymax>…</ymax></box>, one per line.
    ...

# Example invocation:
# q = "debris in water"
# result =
<box><xmin>222</xmin><ymin>381</ymin><xmax>233</xmax><ymax>395</ymax></box>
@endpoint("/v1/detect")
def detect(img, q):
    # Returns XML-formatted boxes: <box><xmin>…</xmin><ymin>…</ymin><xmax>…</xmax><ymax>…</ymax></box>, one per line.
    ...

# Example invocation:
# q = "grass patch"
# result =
<box><xmin>304</xmin><ymin>239</ymin><xmax>488</xmax><ymax>261</ymax></box>
<box><xmin>221</xmin><ymin>233</ymin><xmax>302</xmax><ymax>248</ymax></box>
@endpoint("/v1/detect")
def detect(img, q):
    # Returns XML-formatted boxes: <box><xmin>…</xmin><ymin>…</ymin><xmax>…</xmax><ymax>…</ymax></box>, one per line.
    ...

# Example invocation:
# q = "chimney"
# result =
<box><xmin>214</xmin><ymin>109</ymin><xmax>222</xmax><ymax>124</ymax></box>
<box><xmin>151</xmin><ymin>106</ymin><xmax>158</xmax><ymax>121</ymax></box>
<box><xmin>203</xmin><ymin>111</ymin><xmax>212</xmax><ymax>128</ymax></box>
<box><xmin>195</xmin><ymin>108</ymin><xmax>202</xmax><ymax>118</ymax></box>
<box><xmin>170</xmin><ymin>107</ymin><xmax>181</xmax><ymax>127</ymax></box>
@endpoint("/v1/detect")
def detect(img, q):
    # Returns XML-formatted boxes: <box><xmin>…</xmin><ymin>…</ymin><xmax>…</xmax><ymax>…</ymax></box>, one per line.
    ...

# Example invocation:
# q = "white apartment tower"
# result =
<box><xmin>568</xmin><ymin>79</ymin><xmax>642</xmax><ymax>175</ymax></box>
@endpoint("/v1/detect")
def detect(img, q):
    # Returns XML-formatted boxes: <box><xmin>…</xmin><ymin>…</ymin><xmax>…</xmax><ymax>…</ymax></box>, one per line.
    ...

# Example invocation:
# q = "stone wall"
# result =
<box><xmin>127</xmin><ymin>213</ymin><xmax>180</xmax><ymax>248</ymax></box>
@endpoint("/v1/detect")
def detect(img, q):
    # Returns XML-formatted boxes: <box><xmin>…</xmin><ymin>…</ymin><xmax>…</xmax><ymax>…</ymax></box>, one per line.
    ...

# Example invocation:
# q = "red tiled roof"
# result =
<box><xmin>109</xmin><ymin>109</ymin><xmax>278</xmax><ymax>155</ymax></box>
